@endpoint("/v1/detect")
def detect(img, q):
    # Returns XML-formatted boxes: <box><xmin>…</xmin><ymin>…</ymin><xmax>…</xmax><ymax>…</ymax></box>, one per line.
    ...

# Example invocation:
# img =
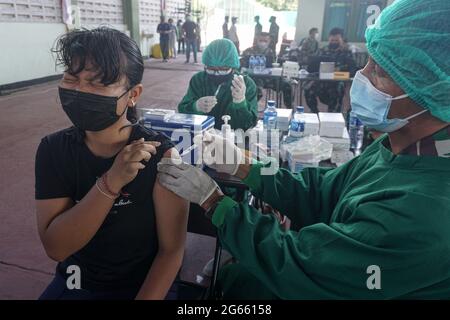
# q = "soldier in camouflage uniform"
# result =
<box><xmin>298</xmin><ymin>27</ymin><xmax>320</xmax><ymax>67</ymax></box>
<box><xmin>241</xmin><ymin>33</ymin><xmax>293</xmax><ymax>108</ymax></box>
<box><xmin>304</xmin><ymin>28</ymin><xmax>356</xmax><ymax>113</ymax></box>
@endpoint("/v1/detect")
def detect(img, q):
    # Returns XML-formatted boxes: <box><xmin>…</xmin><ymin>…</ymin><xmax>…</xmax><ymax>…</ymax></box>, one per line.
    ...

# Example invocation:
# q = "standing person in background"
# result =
<box><xmin>182</xmin><ymin>15</ymin><xmax>199</xmax><ymax>64</ymax></box>
<box><xmin>168</xmin><ymin>18</ymin><xmax>177</xmax><ymax>59</ymax></box>
<box><xmin>176</xmin><ymin>20</ymin><xmax>185</xmax><ymax>54</ymax></box>
<box><xmin>196</xmin><ymin>18</ymin><xmax>202</xmax><ymax>52</ymax></box>
<box><xmin>269</xmin><ymin>16</ymin><xmax>279</xmax><ymax>59</ymax></box>
<box><xmin>253</xmin><ymin>16</ymin><xmax>262</xmax><ymax>46</ymax></box>
<box><xmin>229</xmin><ymin>17</ymin><xmax>240</xmax><ymax>55</ymax></box>
<box><xmin>222</xmin><ymin>16</ymin><xmax>229</xmax><ymax>39</ymax></box>
<box><xmin>157</xmin><ymin>16</ymin><xmax>171</xmax><ymax>62</ymax></box>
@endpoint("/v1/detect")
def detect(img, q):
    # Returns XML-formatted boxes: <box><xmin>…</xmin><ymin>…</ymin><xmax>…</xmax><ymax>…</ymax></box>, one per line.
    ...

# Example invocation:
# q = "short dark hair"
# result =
<box><xmin>309</xmin><ymin>27</ymin><xmax>318</xmax><ymax>35</ymax></box>
<box><xmin>258</xmin><ymin>32</ymin><xmax>271</xmax><ymax>38</ymax></box>
<box><xmin>53</xmin><ymin>27</ymin><xmax>144</xmax><ymax>123</ymax></box>
<box><xmin>329</xmin><ymin>27</ymin><xmax>344</xmax><ymax>37</ymax></box>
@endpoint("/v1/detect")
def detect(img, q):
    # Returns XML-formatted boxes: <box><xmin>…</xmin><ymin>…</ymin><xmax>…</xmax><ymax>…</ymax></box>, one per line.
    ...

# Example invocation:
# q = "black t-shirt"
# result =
<box><xmin>182</xmin><ymin>21</ymin><xmax>197</xmax><ymax>40</ymax></box>
<box><xmin>35</xmin><ymin>124</ymin><xmax>173</xmax><ymax>292</ymax></box>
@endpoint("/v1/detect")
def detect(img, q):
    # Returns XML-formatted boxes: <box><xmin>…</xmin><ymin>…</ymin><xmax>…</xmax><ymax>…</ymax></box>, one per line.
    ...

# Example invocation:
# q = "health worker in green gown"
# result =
<box><xmin>178</xmin><ymin>38</ymin><xmax>258</xmax><ymax>131</ymax></box>
<box><xmin>160</xmin><ymin>0</ymin><xmax>450</xmax><ymax>299</ymax></box>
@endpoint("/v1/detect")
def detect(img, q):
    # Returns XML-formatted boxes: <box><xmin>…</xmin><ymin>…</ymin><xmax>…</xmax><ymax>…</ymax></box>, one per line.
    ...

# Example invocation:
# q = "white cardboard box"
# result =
<box><xmin>276</xmin><ymin>108</ymin><xmax>292</xmax><ymax>131</ymax></box>
<box><xmin>319</xmin><ymin>112</ymin><xmax>346</xmax><ymax>138</ymax></box>
<box><xmin>302</xmin><ymin>113</ymin><xmax>320</xmax><ymax>136</ymax></box>
<box><xmin>323</xmin><ymin>128</ymin><xmax>350</xmax><ymax>150</ymax></box>
<box><xmin>271</xmin><ymin>68</ymin><xmax>283</xmax><ymax>76</ymax></box>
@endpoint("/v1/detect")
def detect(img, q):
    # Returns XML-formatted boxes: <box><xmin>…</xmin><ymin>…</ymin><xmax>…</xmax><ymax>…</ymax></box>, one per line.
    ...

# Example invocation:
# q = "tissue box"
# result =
<box><xmin>302</xmin><ymin>113</ymin><xmax>320</xmax><ymax>136</ymax></box>
<box><xmin>276</xmin><ymin>108</ymin><xmax>292</xmax><ymax>131</ymax></box>
<box><xmin>319</xmin><ymin>112</ymin><xmax>346</xmax><ymax>138</ymax></box>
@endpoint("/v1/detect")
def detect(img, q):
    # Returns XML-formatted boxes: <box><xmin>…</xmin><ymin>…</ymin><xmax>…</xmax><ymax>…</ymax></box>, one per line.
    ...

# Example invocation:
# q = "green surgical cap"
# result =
<box><xmin>365</xmin><ymin>0</ymin><xmax>450</xmax><ymax>122</ymax></box>
<box><xmin>202</xmin><ymin>39</ymin><xmax>240</xmax><ymax>69</ymax></box>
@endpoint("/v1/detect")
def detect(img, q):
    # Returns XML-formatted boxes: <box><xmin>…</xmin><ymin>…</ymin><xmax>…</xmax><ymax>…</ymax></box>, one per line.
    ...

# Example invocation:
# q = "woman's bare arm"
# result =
<box><xmin>36</xmin><ymin>188</ymin><xmax>116</xmax><ymax>262</ymax></box>
<box><xmin>136</xmin><ymin>148</ymin><xmax>189</xmax><ymax>300</ymax></box>
<box><xmin>36</xmin><ymin>140</ymin><xmax>159</xmax><ymax>262</ymax></box>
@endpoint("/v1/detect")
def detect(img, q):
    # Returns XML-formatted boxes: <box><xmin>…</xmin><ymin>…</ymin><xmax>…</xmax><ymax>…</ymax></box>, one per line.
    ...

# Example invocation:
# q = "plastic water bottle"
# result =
<box><xmin>249</xmin><ymin>55</ymin><xmax>255</xmax><ymax>72</ymax></box>
<box><xmin>261</xmin><ymin>55</ymin><xmax>266</xmax><ymax>73</ymax></box>
<box><xmin>263</xmin><ymin>100</ymin><xmax>278</xmax><ymax>130</ymax></box>
<box><xmin>349</xmin><ymin>111</ymin><xmax>364</xmax><ymax>155</ymax></box>
<box><xmin>289</xmin><ymin>106</ymin><xmax>305</xmax><ymax>138</ymax></box>
<box><xmin>259</xmin><ymin>55</ymin><xmax>264</xmax><ymax>73</ymax></box>
<box><xmin>254</xmin><ymin>56</ymin><xmax>260</xmax><ymax>74</ymax></box>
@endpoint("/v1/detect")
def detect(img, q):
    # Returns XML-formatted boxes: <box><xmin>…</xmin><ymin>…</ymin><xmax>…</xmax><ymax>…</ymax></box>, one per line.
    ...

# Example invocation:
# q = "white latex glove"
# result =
<box><xmin>193</xmin><ymin>131</ymin><xmax>244</xmax><ymax>175</ymax></box>
<box><xmin>231</xmin><ymin>75</ymin><xmax>246</xmax><ymax>104</ymax></box>
<box><xmin>196</xmin><ymin>96</ymin><xmax>217</xmax><ymax>113</ymax></box>
<box><xmin>157</xmin><ymin>158</ymin><xmax>219</xmax><ymax>206</ymax></box>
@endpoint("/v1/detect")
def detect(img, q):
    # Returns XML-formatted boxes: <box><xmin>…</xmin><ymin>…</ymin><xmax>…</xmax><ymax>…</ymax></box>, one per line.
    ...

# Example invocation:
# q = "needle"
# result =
<box><xmin>180</xmin><ymin>143</ymin><xmax>198</xmax><ymax>157</ymax></box>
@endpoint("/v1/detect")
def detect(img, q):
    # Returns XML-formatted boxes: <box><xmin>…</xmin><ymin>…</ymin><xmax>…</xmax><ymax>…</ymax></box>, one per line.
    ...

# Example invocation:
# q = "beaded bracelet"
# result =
<box><xmin>95</xmin><ymin>179</ymin><xmax>116</xmax><ymax>200</ymax></box>
<box><xmin>102</xmin><ymin>173</ymin><xmax>120</xmax><ymax>198</ymax></box>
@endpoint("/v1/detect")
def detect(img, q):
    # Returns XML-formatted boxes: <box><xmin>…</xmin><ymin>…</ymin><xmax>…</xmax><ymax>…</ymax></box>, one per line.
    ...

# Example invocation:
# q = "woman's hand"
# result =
<box><xmin>107</xmin><ymin>138</ymin><xmax>161</xmax><ymax>192</ymax></box>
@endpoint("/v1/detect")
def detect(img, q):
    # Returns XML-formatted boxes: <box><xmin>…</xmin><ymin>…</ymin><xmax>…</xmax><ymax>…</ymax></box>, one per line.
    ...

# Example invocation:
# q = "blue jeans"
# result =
<box><xmin>160</xmin><ymin>38</ymin><xmax>170</xmax><ymax>60</ymax></box>
<box><xmin>39</xmin><ymin>270</ymin><xmax>179</xmax><ymax>300</ymax></box>
<box><xmin>185</xmin><ymin>38</ymin><xmax>197</xmax><ymax>62</ymax></box>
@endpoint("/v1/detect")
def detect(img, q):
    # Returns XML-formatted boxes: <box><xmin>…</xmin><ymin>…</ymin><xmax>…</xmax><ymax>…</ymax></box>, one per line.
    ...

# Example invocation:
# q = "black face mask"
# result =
<box><xmin>206</xmin><ymin>73</ymin><xmax>234</xmax><ymax>86</ymax></box>
<box><xmin>329</xmin><ymin>43</ymin><xmax>340</xmax><ymax>50</ymax></box>
<box><xmin>59</xmin><ymin>87</ymin><xmax>130</xmax><ymax>132</ymax></box>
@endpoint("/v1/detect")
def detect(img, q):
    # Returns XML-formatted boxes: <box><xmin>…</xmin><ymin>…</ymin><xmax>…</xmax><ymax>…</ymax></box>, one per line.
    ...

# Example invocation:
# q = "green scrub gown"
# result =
<box><xmin>211</xmin><ymin>134</ymin><xmax>450</xmax><ymax>299</ymax></box>
<box><xmin>178</xmin><ymin>71</ymin><xmax>258</xmax><ymax>131</ymax></box>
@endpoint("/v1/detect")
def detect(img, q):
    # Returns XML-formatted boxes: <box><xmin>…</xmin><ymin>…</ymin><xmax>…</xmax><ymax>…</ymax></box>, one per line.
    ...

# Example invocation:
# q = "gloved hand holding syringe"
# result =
<box><xmin>177</xmin><ymin>129</ymin><xmax>244</xmax><ymax>175</ymax></box>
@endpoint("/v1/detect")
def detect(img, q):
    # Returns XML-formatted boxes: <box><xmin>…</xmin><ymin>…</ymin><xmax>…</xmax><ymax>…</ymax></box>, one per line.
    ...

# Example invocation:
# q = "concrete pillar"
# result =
<box><xmin>123</xmin><ymin>0</ymin><xmax>141</xmax><ymax>47</ymax></box>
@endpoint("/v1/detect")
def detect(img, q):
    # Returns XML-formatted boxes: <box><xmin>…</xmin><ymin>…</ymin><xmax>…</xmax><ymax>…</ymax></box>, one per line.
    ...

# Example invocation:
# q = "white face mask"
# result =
<box><xmin>257</xmin><ymin>42</ymin><xmax>269</xmax><ymax>50</ymax></box>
